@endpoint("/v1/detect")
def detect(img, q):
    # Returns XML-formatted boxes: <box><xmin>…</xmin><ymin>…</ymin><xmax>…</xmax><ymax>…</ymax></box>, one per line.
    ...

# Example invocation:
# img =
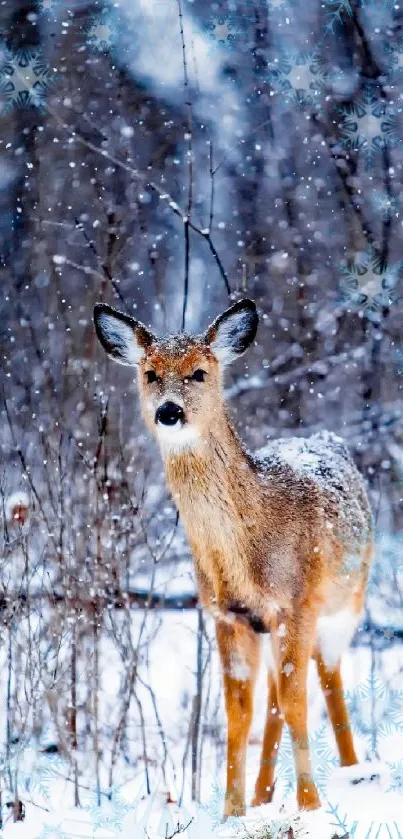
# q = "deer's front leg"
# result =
<box><xmin>216</xmin><ymin>618</ymin><xmax>261</xmax><ymax>818</ymax></box>
<box><xmin>274</xmin><ymin>607</ymin><xmax>321</xmax><ymax>811</ymax></box>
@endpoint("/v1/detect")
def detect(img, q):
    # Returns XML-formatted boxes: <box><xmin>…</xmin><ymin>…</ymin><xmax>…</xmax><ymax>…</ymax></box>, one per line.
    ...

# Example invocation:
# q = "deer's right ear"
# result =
<box><xmin>93</xmin><ymin>303</ymin><xmax>155</xmax><ymax>366</ymax></box>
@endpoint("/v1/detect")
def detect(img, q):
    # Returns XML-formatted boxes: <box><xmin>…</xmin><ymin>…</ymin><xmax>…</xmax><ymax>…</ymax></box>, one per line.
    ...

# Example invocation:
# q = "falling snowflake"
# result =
<box><xmin>268</xmin><ymin>50</ymin><xmax>327</xmax><ymax>113</ymax></box>
<box><xmin>338</xmin><ymin>83</ymin><xmax>401</xmax><ymax>171</ymax></box>
<box><xmin>205</xmin><ymin>14</ymin><xmax>242</xmax><ymax>50</ymax></box>
<box><xmin>0</xmin><ymin>49</ymin><xmax>54</xmax><ymax>111</ymax></box>
<box><xmin>339</xmin><ymin>248</ymin><xmax>401</xmax><ymax>320</ymax></box>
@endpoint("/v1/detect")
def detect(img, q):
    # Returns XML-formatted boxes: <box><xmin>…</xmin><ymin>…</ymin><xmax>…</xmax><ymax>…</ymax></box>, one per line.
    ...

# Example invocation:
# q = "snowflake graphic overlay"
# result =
<box><xmin>323</xmin><ymin>0</ymin><xmax>396</xmax><ymax>35</ymax></box>
<box><xmin>368</xmin><ymin>533</ymin><xmax>403</xmax><ymax>614</ymax></box>
<box><xmin>358</xmin><ymin>0</ymin><xmax>396</xmax><ymax>32</ymax></box>
<box><xmin>200</xmin><ymin>779</ymin><xmax>227</xmax><ymax>828</ymax></box>
<box><xmin>84</xmin><ymin>7</ymin><xmax>138</xmax><ymax>62</ymax></box>
<box><xmin>275</xmin><ymin>676</ymin><xmax>403</xmax><ymax>835</ymax></box>
<box><xmin>267</xmin><ymin>0</ymin><xmax>289</xmax><ymax>11</ymax></box>
<box><xmin>37</xmin><ymin>824</ymin><xmax>71</xmax><ymax>839</ymax></box>
<box><xmin>338</xmin><ymin>83</ymin><xmax>401</xmax><ymax>171</ymax></box>
<box><xmin>38</xmin><ymin>0</ymin><xmax>58</xmax><ymax>13</ymax></box>
<box><xmin>387</xmin><ymin>760</ymin><xmax>403</xmax><ymax>794</ymax></box>
<box><xmin>0</xmin><ymin>48</ymin><xmax>55</xmax><ymax>112</ymax></box>
<box><xmin>346</xmin><ymin>674</ymin><xmax>403</xmax><ymax>750</ymax></box>
<box><xmin>268</xmin><ymin>50</ymin><xmax>327</xmax><ymax>114</ymax></box>
<box><xmin>323</xmin><ymin>0</ymin><xmax>354</xmax><ymax>33</ymax></box>
<box><xmin>384</xmin><ymin>37</ymin><xmax>403</xmax><ymax>86</ymax></box>
<box><xmin>27</xmin><ymin>753</ymin><xmax>69</xmax><ymax>803</ymax></box>
<box><xmin>276</xmin><ymin>723</ymin><xmax>339</xmax><ymax>796</ymax></box>
<box><xmin>204</xmin><ymin>13</ymin><xmax>242</xmax><ymax>51</ymax></box>
<box><xmin>339</xmin><ymin>248</ymin><xmax>401</xmax><ymax>321</ymax></box>
<box><xmin>370</xmin><ymin>187</ymin><xmax>400</xmax><ymax>221</ymax></box>
<box><xmin>82</xmin><ymin>786</ymin><xmax>134</xmax><ymax>833</ymax></box>
<box><xmin>85</xmin><ymin>8</ymin><xmax>117</xmax><ymax>53</ymax></box>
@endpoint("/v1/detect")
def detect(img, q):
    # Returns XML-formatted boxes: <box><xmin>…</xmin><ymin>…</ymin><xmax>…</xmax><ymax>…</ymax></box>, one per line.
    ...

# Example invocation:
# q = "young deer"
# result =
<box><xmin>94</xmin><ymin>298</ymin><xmax>373</xmax><ymax>817</ymax></box>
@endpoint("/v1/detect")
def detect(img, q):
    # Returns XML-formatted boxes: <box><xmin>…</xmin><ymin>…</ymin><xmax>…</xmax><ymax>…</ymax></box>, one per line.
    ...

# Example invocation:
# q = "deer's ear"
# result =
<box><xmin>93</xmin><ymin>303</ymin><xmax>155</xmax><ymax>366</ymax></box>
<box><xmin>205</xmin><ymin>299</ymin><xmax>258</xmax><ymax>366</ymax></box>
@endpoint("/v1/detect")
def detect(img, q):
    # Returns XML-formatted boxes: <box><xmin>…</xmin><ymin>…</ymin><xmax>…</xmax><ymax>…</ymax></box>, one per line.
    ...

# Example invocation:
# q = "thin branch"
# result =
<box><xmin>3</xmin><ymin>398</ymin><xmax>56</xmax><ymax>550</ymax></box>
<box><xmin>207</xmin><ymin>141</ymin><xmax>215</xmax><ymax>235</ymax></box>
<box><xmin>203</xmin><ymin>232</ymin><xmax>231</xmax><ymax>297</ymax></box>
<box><xmin>177</xmin><ymin>0</ymin><xmax>193</xmax><ymax>330</ymax></box>
<box><xmin>74</xmin><ymin>218</ymin><xmax>127</xmax><ymax>309</ymax></box>
<box><xmin>37</xmin><ymin>99</ymin><xmax>231</xmax><ymax>296</ymax></box>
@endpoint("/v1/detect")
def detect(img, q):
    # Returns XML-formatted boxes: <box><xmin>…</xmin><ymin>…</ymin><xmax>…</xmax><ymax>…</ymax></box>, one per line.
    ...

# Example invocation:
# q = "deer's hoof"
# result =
<box><xmin>297</xmin><ymin>779</ymin><xmax>321</xmax><ymax>811</ymax></box>
<box><xmin>251</xmin><ymin>781</ymin><xmax>275</xmax><ymax>807</ymax></box>
<box><xmin>223</xmin><ymin>797</ymin><xmax>246</xmax><ymax>819</ymax></box>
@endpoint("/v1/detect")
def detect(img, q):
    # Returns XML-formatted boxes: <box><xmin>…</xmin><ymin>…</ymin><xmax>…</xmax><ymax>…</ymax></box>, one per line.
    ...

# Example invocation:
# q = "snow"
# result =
<box><xmin>3</xmin><ymin>761</ymin><xmax>402</xmax><ymax>838</ymax></box>
<box><xmin>0</xmin><ymin>615</ymin><xmax>400</xmax><ymax>838</ymax></box>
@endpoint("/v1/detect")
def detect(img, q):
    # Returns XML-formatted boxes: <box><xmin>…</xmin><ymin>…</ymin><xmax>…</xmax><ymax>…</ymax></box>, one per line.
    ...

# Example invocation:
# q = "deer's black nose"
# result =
<box><xmin>155</xmin><ymin>401</ymin><xmax>184</xmax><ymax>427</ymax></box>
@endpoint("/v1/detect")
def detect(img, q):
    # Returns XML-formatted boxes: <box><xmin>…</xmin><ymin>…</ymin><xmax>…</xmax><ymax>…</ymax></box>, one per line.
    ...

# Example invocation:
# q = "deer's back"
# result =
<box><xmin>254</xmin><ymin>431</ymin><xmax>373</xmax><ymax>598</ymax></box>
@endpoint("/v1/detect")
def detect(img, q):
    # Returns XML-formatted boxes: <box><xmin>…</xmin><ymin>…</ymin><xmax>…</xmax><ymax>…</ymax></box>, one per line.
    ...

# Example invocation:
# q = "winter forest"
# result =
<box><xmin>1</xmin><ymin>0</ymin><xmax>403</xmax><ymax>836</ymax></box>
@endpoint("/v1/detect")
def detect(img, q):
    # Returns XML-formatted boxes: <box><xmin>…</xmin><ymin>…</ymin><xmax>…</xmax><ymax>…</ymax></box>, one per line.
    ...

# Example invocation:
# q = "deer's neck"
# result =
<box><xmin>163</xmin><ymin>412</ymin><xmax>255</xmax><ymax>503</ymax></box>
<box><xmin>162</xmin><ymin>414</ymin><xmax>266</xmax><ymax>608</ymax></box>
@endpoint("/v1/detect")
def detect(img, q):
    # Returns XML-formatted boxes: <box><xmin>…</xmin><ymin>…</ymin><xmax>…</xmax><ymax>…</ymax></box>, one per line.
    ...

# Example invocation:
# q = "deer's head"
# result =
<box><xmin>93</xmin><ymin>299</ymin><xmax>258</xmax><ymax>454</ymax></box>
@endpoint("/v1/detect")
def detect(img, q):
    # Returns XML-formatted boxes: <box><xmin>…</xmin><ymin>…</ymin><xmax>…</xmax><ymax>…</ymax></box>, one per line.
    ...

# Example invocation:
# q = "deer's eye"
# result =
<box><xmin>146</xmin><ymin>370</ymin><xmax>158</xmax><ymax>384</ymax></box>
<box><xmin>192</xmin><ymin>369</ymin><xmax>206</xmax><ymax>382</ymax></box>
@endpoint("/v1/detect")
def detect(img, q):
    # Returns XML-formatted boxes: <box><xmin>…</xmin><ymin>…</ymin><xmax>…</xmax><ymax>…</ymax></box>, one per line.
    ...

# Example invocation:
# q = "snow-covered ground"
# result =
<box><xmin>1</xmin><ymin>604</ymin><xmax>402</xmax><ymax>839</ymax></box>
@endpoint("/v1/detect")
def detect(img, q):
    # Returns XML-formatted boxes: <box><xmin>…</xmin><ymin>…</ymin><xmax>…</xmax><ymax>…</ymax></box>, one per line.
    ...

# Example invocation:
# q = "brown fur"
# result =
<box><xmin>94</xmin><ymin>305</ymin><xmax>374</xmax><ymax>817</ymax></box>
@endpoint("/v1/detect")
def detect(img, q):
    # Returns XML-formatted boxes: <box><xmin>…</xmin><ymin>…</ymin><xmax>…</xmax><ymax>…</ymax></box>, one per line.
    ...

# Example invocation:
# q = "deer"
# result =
<box><xmin>93</xmin><ymin>297</ymin><xmax>374</xmax><ymax>818</ymax></box>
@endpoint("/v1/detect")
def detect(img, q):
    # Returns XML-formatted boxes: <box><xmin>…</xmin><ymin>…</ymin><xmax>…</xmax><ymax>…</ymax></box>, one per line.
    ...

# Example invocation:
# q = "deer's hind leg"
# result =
<box><xmin>315</xmin><ymin>653</ymin><xmax>358</xmax><ymax>767</ymax></box>
<box><xmin>252</xmin><ymin>668</ymin><xmax>283</xmax><ymax>806</ymax></box>
<box><xmin>216</xmin><ymin>619</ymin><xmax>261</xmax><ymax>818</ymax></box>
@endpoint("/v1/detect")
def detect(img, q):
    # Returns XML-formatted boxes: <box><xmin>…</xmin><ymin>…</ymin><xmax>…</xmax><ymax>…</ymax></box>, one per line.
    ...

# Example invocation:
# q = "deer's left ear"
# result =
<box><xmin>205</xmin><ymin>299</ymin><xmax>258</xmax><ymax>366</ymax></box>
<box><xmin>93</xmin><ymin>303</ymin><xmax>155</xmax><ymax>365</ymax></box>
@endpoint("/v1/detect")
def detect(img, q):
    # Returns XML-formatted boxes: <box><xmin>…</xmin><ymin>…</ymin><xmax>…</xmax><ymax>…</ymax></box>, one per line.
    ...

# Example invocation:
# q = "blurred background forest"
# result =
<box><xmin>1</xmin><ymin>0</ymin><xmax>403</xmax><ymax>830</ymax></box>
